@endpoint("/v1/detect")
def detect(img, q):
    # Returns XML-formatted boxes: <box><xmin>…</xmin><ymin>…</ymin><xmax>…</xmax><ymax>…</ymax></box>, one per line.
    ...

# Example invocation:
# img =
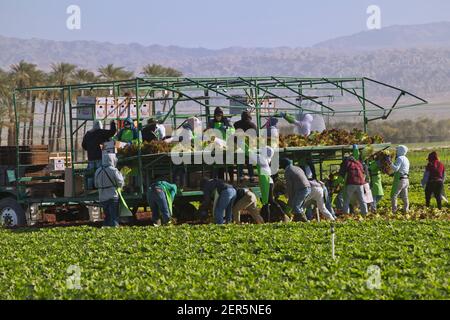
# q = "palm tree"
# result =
<box><xmin>141</xmin><ymin>64</ymin><xmax>183</xmax><ymax>112</ymax></box>
<box><xmin>49</xmin><ymin>63</ymin><xmax>77</xmax><ymax>151</ymax></box>
<box><xmin>98</xmin><ymin>64</ymin><xmax>134</xmax><ymax>81</ymax></box>
<box><xmin>141</xmin><ymin>64</ymin><xmax>183</xmax><ymax>77</ymax></box>
<box><xmin>72</xmin><ymin>69</ymin><xmax>98</xmax><ymax>84</ymax></box>
<box><xmin>0</xmin><ymin>68</ymin><xmax>11</xmax><ymax>145</ymax></box>
<box><xmin>10</xmin><ymin>60</ymin><xmax>44</xmax><ymax>145</ymax></box>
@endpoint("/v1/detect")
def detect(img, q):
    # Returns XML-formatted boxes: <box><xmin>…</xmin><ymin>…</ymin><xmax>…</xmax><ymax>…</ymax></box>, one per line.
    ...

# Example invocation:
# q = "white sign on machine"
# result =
<box><xmin>76</xmin><ymin>96</ymin><xmax>152</xmax><ymax>120</ymax></box>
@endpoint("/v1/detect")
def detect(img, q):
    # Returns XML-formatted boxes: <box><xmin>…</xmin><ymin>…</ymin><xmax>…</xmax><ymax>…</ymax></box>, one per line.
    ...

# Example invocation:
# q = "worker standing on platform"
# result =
<box><xmin>234</xmin><ymin>110</ymin><xmax>256</xmax><ymax>183</ymax></box>
<box><xmin>141</xmin><ymin>118</ymin><xmax>160</xmax><ymax>142</ymax></box>
<box><xmin>82</xmin><ymin>120</ymin><xmax>117</xmax><ymax>190</ymax></box>
<box><xmin>147</xmin><ymin>180</ymin><xmax>177</xmax><ymax>226</ymax></box>
<box><xmin>207</xmin><ymin>107</ymin><xmax>232</xmax><ymax>138</ymax></box>
<box><xmin>116</xmin><ymin>117</ymin><xmax>140</xmax><ymax>145</ymax></box>
<box><xmin>280</xmin><ymin>112</ymin><xmax>314</xmax><ymax>136</ymax></box>
<box><xmin>207</xmin><ymin>107</ymin><xmax>235</xmax><ymax>181</ymax></box>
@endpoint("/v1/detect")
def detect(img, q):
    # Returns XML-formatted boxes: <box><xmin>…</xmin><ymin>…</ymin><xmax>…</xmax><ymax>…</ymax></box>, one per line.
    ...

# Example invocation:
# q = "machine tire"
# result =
<box><xmin>173</xmin><ymin>201</ymin><xmax>198</xmax><ymax>223</ymax></box>
<box><xmin>0</xmin><ymin>197</ymin><xmax>27</xmax><ymax>227</ymax></box>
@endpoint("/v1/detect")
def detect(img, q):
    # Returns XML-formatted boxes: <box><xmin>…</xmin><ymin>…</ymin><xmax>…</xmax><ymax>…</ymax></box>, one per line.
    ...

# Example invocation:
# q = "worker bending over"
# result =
<box><xmin>232</xmin><ymin>187</ymin><xmax>264</xmax><ymax>224</ymax></box>
<box><xmin>200</xmin><ymin>178</ymin><xmax>236</xmax><ymax>224</ymax></box>
<box><xmin>147</xmin><ymin>180</ymin><xmax>177</xmax><ymax>226</ymax></box>
<box><xmin>280</xmin><ymin>157</ymin><xmax>311</xmax><ymax>222</ymax></box>
<box><xmin>305</xmin><ymin>180</ymin><xmax>336</xmax><ymax>221</ymax></box>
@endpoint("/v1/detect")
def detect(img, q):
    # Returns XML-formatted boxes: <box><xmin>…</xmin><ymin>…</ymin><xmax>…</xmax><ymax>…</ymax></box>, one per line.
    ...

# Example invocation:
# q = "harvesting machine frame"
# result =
<box><xmin>0</xmin><ymin>76</ymin><xmax>427</xmax><ymax>226</ymax></box>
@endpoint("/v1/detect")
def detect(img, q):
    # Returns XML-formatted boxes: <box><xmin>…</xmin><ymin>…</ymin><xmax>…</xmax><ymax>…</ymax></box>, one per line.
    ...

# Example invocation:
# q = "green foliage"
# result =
<box><xmin>97</xmin><ymin>64</ymin><xmax>134</xmax><ymax>81</ymax></box>
<box><xmin>142</xmin><ymin>64</ymin><xmax>183</xmax><ymax>77</ymax></box>
<box><xmin>333</xmin><ymin>119</ymin><xmax>450</xmax><ymax>144</ymax></box>
<box><xmin>0</xmin><ymin>221</ymin><xmax>449</xmax><ymax>299</ymax></box>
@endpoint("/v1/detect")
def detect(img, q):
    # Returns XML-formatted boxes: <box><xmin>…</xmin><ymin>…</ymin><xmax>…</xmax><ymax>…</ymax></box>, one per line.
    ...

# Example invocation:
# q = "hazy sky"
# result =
<box><xmin>1</xmin><ymin>0</ymin><xmax>450</xmax><ymax>48</ymax></box>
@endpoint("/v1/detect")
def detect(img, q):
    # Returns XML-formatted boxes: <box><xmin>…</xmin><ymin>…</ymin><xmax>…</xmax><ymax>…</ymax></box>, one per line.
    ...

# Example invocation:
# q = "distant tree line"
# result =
<box><xmin>332</xmin><ymin>118</ymin><xmax>450</xmax><ymax>144</ymax></box>
<box><xmin>0</xmin><ymin>61</ymin><xmax>182</xmax><ymax>146</ymax></box>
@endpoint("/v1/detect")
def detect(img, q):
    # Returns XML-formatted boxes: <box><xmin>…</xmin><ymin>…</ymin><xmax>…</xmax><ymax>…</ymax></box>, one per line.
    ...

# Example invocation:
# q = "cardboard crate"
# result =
<box><xmin>64</xmin><ymin>168</ymin><xmax>84</xmax><ymax>197</ymax></box>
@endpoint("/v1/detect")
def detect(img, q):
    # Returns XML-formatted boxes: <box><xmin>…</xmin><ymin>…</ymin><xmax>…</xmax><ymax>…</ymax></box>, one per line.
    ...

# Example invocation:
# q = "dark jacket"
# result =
<box><xmin>141</xmin><ymin>123</ymin><xmax>158</xmax><ymax>142</ymax></box>
<box><xmin>234</xmin><ymin>111</ymin><xmax>256</xmax><ymax>132</ymax></box>
<box><xmin>207</xmin><ymin>107</ymin><xmax>231</xmax><ymax>134</ymax></box>
<box><xmin>82</xmin><ymin>122</ymin><xmax>117</xmax><ymax>161</ymax></box>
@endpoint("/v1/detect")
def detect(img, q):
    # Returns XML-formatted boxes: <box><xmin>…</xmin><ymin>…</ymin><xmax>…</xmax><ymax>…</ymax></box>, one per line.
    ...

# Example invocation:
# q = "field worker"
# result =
<box><xmin>147</xmin><ymin>180</ymin><xmax>177</xmax><ymax>226</ymax></box>
<box><xmin>368</xmin><ymin>156</ymin><xmax>384</xmax><ymax>212</ymax></box>
<box><xmin>116</xmin><ymin>117</ymin><xmax>139</xmax><ymax>145</ymax></box>
<box><xmin>264</xmin><ymin>117</ymin><xmax>279</xmax><ymax>148</ymax></box>
<box><xmin>339</xmin><ymin>145</ymin><xmax>368</xmax><ymax>215</ymax></box>
<box><xmin>304</xmin><ymin>180</ymin><xmax>336</xmax><ymax>221</ymax></box>
<box><xmin>207</xmin><ymin>107</ymin><xmax>232</xmax><ymax>139</ymax></box>
<box><xmin>141</xmin><ymin>118</ymin><xmax>160</xmax><ymax>142</ymax></box>
<box><xmin>234</xmin><ymin>111</ymin><xmax>257</xmax><ymax>183</ymax></box>
<box><xmin>232</xmin><ymin>187</ymin><xmax>264</xmax><ymax>224</ymax></box>
<box><xmin>250</xmin><ymin>147</ymin><xmax>288</xmax><ymax>222</ymax></box>
<box><xmin>299</xmin><ymin>157</ymin><xmax>317</xmax><ymax>180</ymax></box>
<box><xmin>421</xmin><ymin>151</ymin><xmax>445</xmax><ymax>210</ymax></box>
<box><xmin>390</xmin><ymin>145</ymin><xmax>410</xmax><ymax>213</ymax></box>
<box><xmin>94</xmin><ymin>153</ymin><xmax>124</xmax><ymax>227</ymax></box>
<box><xmin>199</xmin><ymin>178</ymin><xmax>236</xmax><ymax>224</ymax></box>
<box><xmin>155</xmin><ymin>121</ymin><xmax>166</xmax><ymax>140</ymax></box>
<box><xmin>169</xmin><ymin>117</ymin><xmax>202</xmax><ymax>188</ymax></box>
<box><xmin>206</xmin><ymin>109</ymin><xmax>234</xmax><ymax>181</ymax></box>
<box><xmin>280</xmin><ymin>112</ymin><xmax>314</xmax><ymax>136</ymax></box>
<box><xmin>82</xmin><ymin>120</ymin><xmax>116</xmax><ymax>190</ymax></box>
<box><xmin>280</xmin><ymin>157</ymin><xmax>311</xmax><ymax>222</ymax></box>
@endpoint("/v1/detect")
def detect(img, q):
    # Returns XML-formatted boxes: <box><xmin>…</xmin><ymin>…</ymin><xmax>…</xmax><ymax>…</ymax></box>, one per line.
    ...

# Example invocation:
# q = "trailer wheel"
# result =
<box><xmin>0</xmin><ymin>198</ymin><xmax>26</xmax><ymax>227</ymax></box>
<box><xmin>173</xmin><ymin>202</ymin><xmax>198</xmax><ymax>223</ymax></box>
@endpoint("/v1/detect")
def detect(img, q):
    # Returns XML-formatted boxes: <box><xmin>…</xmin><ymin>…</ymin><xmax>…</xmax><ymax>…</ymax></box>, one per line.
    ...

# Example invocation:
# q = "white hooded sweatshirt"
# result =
<box><xmin>94</xmin><ymin>153</ymin><xmax>125</xmax><ymax>202</ymax></box>
<box><xmin>391</xmin><ymin>145</ymin><xmax>410</xmax><ymax>176</ymax></box>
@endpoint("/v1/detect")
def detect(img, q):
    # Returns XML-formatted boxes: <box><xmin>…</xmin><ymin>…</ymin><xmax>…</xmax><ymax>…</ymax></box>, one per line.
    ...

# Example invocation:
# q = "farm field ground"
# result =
<box><xmin>1</xmin><ymin>147</ymin><xmax>450</xmax><ymax>300</ymax></box>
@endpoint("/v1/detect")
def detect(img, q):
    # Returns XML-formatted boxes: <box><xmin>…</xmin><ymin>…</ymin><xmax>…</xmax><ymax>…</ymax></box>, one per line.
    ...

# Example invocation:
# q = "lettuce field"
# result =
<box><xmin>1</xmin><ymin>147</ymin><xmax>449</xmax><ymax>300</ymax></box>
<box><xmin>1</xmin><ymin>220</ymin><xmax>449</xmax><ymax>300</ymax></box>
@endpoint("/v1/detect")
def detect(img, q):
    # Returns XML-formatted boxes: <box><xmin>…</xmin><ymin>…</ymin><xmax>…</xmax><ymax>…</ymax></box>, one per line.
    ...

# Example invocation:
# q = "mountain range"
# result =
<box><xmin>2</xmin><ymin>22</ymin><xmax>450</xmax><ymax>101</ymax></box>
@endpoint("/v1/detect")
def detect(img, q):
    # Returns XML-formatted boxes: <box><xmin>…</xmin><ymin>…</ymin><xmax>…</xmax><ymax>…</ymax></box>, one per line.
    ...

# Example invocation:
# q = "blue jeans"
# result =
<box><xmin>101</xmin><ymin>198</ymin><xmax>119</xmax><ymax>227</ymax></box>
<box><xmin>148</xmin><ymin>187</ymin><xmax>171</xmax><ymax>225</ymax></box>
<box><xmin>292</xmin><ymin>187</ymin><xmax>311</xmax><ymax>218</ymax></box>
<box><xmin>86</xmin><ymin>160</ymin><xmax>102</xmax><ymax>190</ymax></box>
<box><xmin>214</xmin><ymin>187</ymin><xmax>237</xmax><ymax>224</ymax></box>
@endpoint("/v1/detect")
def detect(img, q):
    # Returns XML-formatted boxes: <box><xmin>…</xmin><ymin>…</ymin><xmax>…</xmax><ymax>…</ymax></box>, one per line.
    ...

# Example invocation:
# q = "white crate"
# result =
<box><xmin>106</xmin><ymin>97</ymin><xmax>117</xmax><ymax>119</ymax></box>
<box><xmin>140</xmin><ymin>103</ymin><xmax>150</xmax><ymax>118</ymax></box>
